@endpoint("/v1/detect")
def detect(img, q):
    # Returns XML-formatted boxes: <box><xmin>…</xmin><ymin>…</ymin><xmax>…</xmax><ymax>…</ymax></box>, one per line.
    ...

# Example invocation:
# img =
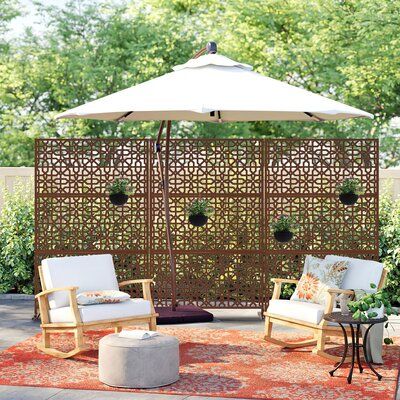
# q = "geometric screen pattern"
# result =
<box><xmin>35</xmin><ymin>138</ymin><xmax>379</xmax><ymax>311</ymax></box>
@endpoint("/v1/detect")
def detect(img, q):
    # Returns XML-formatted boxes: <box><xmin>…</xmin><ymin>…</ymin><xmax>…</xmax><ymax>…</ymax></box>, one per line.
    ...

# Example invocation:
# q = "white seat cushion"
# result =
<box><xmin>267</xmin><ymin>299</ymin><xmax>325</xmax><ymax>325</ymax></box>
<box><xmin>324</xmin><ymin>255</ymin><xmax>384</xmax><ymax>290</ymax></box>
<box><xmin>49</xmin><ymin>298</ymin><xmax>151</xmax><ymax>323</ymax></box>
<box><xmin>42</xmin><ymin>254</ymin><xmax>119</xmax><ymax>309</ymax></box>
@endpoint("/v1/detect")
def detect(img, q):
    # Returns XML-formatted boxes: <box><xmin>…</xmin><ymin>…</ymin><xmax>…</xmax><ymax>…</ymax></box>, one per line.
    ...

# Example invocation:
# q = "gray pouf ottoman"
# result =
<box><xmin>98</xmin><ymin>333</ymin><xmax>179</xmax><ymax>388</ymax></box>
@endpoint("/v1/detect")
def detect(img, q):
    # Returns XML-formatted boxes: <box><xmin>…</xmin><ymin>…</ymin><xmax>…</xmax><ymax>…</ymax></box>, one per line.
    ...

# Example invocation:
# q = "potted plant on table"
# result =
<box><xmin>348</xmin><ymin>283</ymin><xmax>398</xmax><ymax>344</ymax></box>
<box><xmin>106</xmin><ymin>178</ymin><xmax>133</xmax><ymax>206</ymax></box>
<box><xmin>186</xmin><ymin>199</ymin><xmax>214</xmax><ymax>227</ymax></box>
<box><xmin>270</xmin><ymin>214</ymin><xmax>299</xmax><ymax>243</ymax></box>
<box><xmin>336</xmin><ymin>178</ymin><xmax>365</xmax><ymax>205</ymax></box>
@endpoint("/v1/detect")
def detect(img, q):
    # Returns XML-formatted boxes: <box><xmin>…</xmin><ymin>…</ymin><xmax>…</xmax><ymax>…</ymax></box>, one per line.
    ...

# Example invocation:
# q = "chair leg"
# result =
<box><xmin>74</xmin><ymin>327</ymin><xmax>84</xmax><ymax>348</ymax></box>
<box><xmin>312</xmin><ymin>330</ymin><xmax>351</xmax><ymax>362</ymax></box>
<box><xmin>264</xmin><ymin>316</ymin><xmax>273</xmax><ymax>339</ymax></box>
<box><xmin>42</xmin><ymin>329</ymin><xmax>51</xmax><ymax>349</ymax></box>
<box><xmin>316</xmin><ymin>330</ymin><xmax>326</xmax><ymax>351</ymax></box>
<box><xmin>37</xmin><ymin>327</ymin><xmax>90</xmax><ymax>359</ymax></box>
<box><xmin>149</xmin><ymin>316</ymin><xmax>157</xmax><ymax>331</ymax></box>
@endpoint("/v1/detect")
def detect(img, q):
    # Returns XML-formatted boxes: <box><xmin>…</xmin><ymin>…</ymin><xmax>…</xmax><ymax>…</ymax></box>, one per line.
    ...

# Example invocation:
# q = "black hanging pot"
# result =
<box><xmin>339</xmin><ymin>192</ymin><xmax>359</xmax><ymax>206</ymax></box>
<box><xmin>274</xmin><ymin>230</ymin><xmax>293</xmax><ymax>243</ymax></box>
<box><xmin>109</xmin><ymin>192</ymin><xmax>129</xmax><ymax>206</ymax></box>
<box><xmin>189</xmin><ymin>214</ymin><xmax>208</xmax><ymax>227</ymax></box>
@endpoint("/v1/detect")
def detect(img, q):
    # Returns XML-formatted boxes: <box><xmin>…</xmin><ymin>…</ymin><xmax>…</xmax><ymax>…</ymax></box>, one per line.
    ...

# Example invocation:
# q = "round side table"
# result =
<box><xmin>324</xmin><ymin>311</ymin><xmax>387</xmax><ymax>384</ymax></box>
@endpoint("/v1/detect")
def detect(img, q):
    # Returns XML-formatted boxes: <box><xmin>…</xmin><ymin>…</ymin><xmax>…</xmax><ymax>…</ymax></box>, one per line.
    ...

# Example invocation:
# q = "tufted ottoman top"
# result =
<box><xmin>100</xmin><ymin>333</ymin><xmax>179</xmax><ymax>348</ymax></box>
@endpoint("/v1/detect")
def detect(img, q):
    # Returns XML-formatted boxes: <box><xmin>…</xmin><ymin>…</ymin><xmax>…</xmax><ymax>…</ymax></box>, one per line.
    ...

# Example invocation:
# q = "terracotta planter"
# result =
<box><xmin>339</xmin><ymin>192</ymin><xmax>359</xmax><ymax>205</ymax></box>
<box><xmin>189</xmin><ymin>214</ymin><xmax>208</xmax><ymax>227</ymax></box>
<box><xmin>274</xmin><ymin>230</ymin><xmax>293</xmax><ymax>243</ymax></box>
<box><xmin>109</xmin><ymin>192</ymin><xmax>129</xmax><ymax>206</ymax></box>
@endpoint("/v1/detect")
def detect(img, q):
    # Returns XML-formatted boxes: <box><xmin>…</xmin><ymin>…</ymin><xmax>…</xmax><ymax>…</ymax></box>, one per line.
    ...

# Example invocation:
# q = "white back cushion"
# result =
<box><xmin>324</xmin><ymin>255</ymin><xmax>383</xmax><ymax>290</ymax></box>
<box><xmin>42</xmin><ymin>254</ymin><xmax>119</xmax><ymax>309</ymax></box>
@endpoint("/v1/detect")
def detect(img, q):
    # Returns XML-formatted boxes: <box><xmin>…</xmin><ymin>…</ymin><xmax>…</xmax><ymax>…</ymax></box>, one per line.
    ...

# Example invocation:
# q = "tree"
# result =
<box><xmin>0</xmin><ymin>0</ymin><xmax>399</xmax><ymax>166</ymax></box>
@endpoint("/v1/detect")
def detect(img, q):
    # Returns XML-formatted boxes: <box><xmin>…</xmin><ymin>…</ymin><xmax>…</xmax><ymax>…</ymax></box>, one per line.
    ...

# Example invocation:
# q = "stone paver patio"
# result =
<box><xmin>0</xmin><ymin>299</ymin><xmax>399</xmax><ymax>400</ymax></box>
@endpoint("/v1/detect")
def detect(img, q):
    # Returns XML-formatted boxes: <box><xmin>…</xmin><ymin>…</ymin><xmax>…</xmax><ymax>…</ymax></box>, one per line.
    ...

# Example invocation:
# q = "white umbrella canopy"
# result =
<box><xmin>56</xmin><ymin>53</ymin><xmax>372</xmax><ymax>122</ymax></box>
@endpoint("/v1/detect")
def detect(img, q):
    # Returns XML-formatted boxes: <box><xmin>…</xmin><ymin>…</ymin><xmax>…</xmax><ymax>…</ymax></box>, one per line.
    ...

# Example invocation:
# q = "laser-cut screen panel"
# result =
<box><xmin>35</xmin><ymin>138</ymin><xmax>378</xmax><ymax>310</ymax></box>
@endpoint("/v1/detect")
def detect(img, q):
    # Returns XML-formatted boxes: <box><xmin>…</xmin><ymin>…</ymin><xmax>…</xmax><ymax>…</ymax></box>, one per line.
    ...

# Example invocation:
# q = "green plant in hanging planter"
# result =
<box><xmin>336</xmin><ymin>178</ymin><xmax>365</xmax><ymax>205</ymax></box>
<box><xmin>270</xmin><ymin>214</ymin><xmax>299</xmax><ymax>243</ymax></box>
<box><xmin>186</xmin><ymin>199</ymin><xmax>214</xmax><ymax>227</ymax></box>
<box><xmin>106</xmin><ymin>178</ymin><xmax>133</xmax><ymax>206</ymax></box>
<box><xmin>348</xmin><ymin>283</ymin><xmax>398</xmax><ymax>344</ymax></box>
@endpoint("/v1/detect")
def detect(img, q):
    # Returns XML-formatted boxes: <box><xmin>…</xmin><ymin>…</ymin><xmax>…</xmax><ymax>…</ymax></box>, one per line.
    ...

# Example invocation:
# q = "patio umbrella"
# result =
<box><xmin>56</xmin><ymin>42</ymin><xmax>372</xmax><ymax>313</ymax></box>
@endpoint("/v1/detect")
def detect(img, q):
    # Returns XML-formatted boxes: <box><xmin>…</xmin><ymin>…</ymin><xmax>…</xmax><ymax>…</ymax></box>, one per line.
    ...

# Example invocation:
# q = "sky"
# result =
<box><xmin>8</xmin><ymin>0</ymin><xmax>103</xmax><ymax>38</ymax></box>
<box><xmin>8</xmin><ymin>0</ymin><xmax>64</xmax><ymax>37</ymax></box>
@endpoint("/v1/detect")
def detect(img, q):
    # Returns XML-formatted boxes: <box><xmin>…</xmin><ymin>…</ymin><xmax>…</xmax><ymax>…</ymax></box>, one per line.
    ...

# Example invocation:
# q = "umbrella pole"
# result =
<box><xmin>155</xmin><ymin>120</ymin><xmax>177</xmax><ymax>311</ymax></box>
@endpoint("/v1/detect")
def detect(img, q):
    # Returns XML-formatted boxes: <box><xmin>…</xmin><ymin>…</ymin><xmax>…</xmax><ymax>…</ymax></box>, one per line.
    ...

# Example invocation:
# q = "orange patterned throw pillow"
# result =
<box><xmin>291</xmin><ymin>255</ymin><xmax>349</xmax><ymax>306</ymax></box>
<box><xmin>76</xmin><ymin>290</ymin><xmax>130</xmax><ymax>305</ymax></box>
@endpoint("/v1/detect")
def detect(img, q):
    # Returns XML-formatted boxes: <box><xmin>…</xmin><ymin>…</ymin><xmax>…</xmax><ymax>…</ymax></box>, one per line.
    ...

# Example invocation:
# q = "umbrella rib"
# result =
<box><xmin>304</xmin><ymin>112</ymin><xmax>324</xmax><ymax>121</ymax></box>
<box><xmin>115</xmin><ymin>111</ymin><xmax>133</xmax><ymax>122</ymax></box>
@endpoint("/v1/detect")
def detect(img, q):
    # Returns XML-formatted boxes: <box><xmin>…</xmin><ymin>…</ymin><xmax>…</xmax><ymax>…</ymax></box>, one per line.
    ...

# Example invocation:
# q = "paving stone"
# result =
<box><xmin>49</xmin><ymin>388</ymin><xmax>188</xmax><ymax>400</ymax></box>
<box><xmin>0</xmin><ymin>385</ymin><xmax>61</xmax><ymax>400</ymax></box>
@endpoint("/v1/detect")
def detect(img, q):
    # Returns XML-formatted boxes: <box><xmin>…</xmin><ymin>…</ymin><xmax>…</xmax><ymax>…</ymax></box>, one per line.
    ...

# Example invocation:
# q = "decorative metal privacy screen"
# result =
<box><xmin>35</xmin><ymin>138</ymin><xmax>379</xmax><ymax>310</ymax></box>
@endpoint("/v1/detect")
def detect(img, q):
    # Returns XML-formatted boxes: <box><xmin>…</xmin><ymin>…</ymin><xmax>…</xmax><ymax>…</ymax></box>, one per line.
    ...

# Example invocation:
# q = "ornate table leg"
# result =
<box><xmin>363</xmin><ymin>324</ymin><xmax>382</xmax><ymax>381</ymax></box>
<box><xmin>347</xmin><ymin>324</ymin><xmax>356</xmax><ymax>384</ymax></box>
<box><xmin>329</xmin><ymin>322</ymin><xmax>348</xmax><ymax>376</ymax></box>
<box><xmin>356</xmin><ymin>324</ymin><xmax>363</xmax><ymax>373</ymax></box>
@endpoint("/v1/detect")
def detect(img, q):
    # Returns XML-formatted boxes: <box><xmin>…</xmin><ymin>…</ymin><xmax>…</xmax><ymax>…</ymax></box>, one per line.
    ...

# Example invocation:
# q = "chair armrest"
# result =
<box><xmin>323</xmin><ymin>288</ymin><xmax>354</xmax><ymax>315</ymax></box>
<box><xmin>270</xmin><ymin>278</ymin><xmax>299</xmax><ymax>300</ymax></box>
<box><xmin>119</xmin><ymin>279</ymin><xmax>156</xmax><ymax>314</ymax></box>
<box><xmin>271</xmin><ymin>278</ymin><xmax>299</xmax><ymax>284</ymax></box>
<box><xmin>327</xmin><ymin>288</ymin><xmax>354</xmax><ymax>296</ymax></box>
<box><xmin>35</xmin><ymin>286</ymin><xmax>79</xmax><ymax>299</ymax></box>
<box><xmin>36</xmin><ymin>286</ymin><xmax>81</xmax><ymax>324</ymax></box>
<box><xmin>119</xmin><ymin>279</ymin><xmax>154</xmax><ymax>288</ymax></box>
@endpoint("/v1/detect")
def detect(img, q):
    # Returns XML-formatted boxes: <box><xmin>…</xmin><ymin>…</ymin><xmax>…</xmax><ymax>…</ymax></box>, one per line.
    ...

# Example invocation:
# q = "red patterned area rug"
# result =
<box><xmin>0</xmin><ymin>327</ymin><xmax>398</xmax><ymax>400</ymax></box>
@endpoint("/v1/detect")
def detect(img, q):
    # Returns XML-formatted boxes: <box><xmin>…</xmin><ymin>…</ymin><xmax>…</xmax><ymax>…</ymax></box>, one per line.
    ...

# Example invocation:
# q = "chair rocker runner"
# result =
<box><xmin>36</xmin><ymin>254</ymin><xmax>158</xmax><ymax>358</ymax></box>
<box><xmin>264</xmin><ymin>256</ymin><xmax>388</xmax><ymax>362</ymax></box>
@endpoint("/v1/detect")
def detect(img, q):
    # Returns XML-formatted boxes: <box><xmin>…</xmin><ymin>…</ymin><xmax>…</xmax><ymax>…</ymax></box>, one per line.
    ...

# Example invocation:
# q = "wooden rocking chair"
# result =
<box><xmin>264</xmin><ymin>255</ymin><xmax>387</xmax><ymax>362</ymax></box>
<box><xmin>36</xmin><ymin>254</ymin><xmax>158</xmax><ymax>358</ymax></box>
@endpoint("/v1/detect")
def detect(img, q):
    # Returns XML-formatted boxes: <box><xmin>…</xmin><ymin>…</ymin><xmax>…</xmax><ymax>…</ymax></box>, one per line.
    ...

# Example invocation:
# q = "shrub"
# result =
<box><xmin>0</xmin><ymin>181</ymin><xmax>34</xmax><ymax>294</ymax></box>
<box><xmin>379</xmin><ymin>187</ymin><xmax>400</xmax><ymax>306</ymax></box>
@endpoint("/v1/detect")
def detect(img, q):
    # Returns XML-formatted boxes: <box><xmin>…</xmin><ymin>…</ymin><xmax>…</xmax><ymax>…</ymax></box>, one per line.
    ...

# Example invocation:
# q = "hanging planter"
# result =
<box><xmin>186</xmin><ymin>199</ymin><xmax>214</xmax><ymax>227</ymax></box>
<box><xmin>270</xmin><ymin>215</ymin><xmax>299</xmax><ymax>243</ymax></box>
<box><xmin>274</xmin><ymin>230</ymin><xmax>293</xmax><ymax>243</ymax></box>
<box><xmin>106</xmin><ymin>178</ymin><xmax>133</xmax><ymax>206</ymax></box>
<box><xmin>336</xmin><ymin>178</ymin><xmax>365</xmax><ymax>206</ymax></box>
<box><xmin>189</xmin><ymin>214</ymin><xmax>208</xmax><ymax>227</ymax></box>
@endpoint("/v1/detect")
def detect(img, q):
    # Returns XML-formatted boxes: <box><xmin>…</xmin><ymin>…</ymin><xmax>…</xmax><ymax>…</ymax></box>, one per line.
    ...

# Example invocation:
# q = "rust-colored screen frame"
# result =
<box><xmin>34</xmin><ymin>138</ymin><xmax>379</xmax><ymax>311</ymax></box>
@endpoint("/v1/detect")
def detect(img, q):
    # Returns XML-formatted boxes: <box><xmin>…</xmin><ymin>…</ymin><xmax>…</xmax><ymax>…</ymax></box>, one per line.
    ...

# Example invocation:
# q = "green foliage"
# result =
<box><xmin>348</xmin><ymin>283</ymin><xmax>397</xmax><ymax>322</ymax></box>
<box><xmin>270</xmin><ymin>215</ymin><xmax>299</xmax><ymax>233</ymax></box>
<box><xmin>379</xmin><ymin>187</ymin><xmax>400</xmax><ymax>306</ymax></box>
<box><xmin>0</xmin><ymin>181</ymin><xmax>34</xmax><ymax>294</ymax></box>
<box><xmin>106</xmin><ymin>178</ymin><xmax>132</xmax><ymax>195</ymax></box>
<box><xmin>0</xmin><ymin>0</ymin><xmax>400</xmax><ymax>166</ymax></box>
<box><xmin>348</xmin><ymin>283</ymin><xmax>397</xmax><ymax>344</ymax></box>
<box><xmin>336</xmin><ymin>178</ymin><xmax>365</xmax><ymax>195</ymax></box>
<box><xmin>186</xmin><ymin>199</ymin><xmax>214</xmax><ymax>217</ymax></box>
<box><xmin>280</xmin><ymin>283</ymin><xmax>296</xmax><ymax>300</ymax></box>
<box><xmin>0</xmin><ymin>132</ymin><xmax>35</xmax><ymax>167</ymax></box>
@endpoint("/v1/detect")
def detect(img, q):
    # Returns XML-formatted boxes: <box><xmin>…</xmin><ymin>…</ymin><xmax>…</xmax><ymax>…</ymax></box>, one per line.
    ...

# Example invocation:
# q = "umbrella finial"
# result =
<box><xmin>206</xmin><ymin>41</ymin><xmax>217</xmax><ymax>54</ymax></box>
